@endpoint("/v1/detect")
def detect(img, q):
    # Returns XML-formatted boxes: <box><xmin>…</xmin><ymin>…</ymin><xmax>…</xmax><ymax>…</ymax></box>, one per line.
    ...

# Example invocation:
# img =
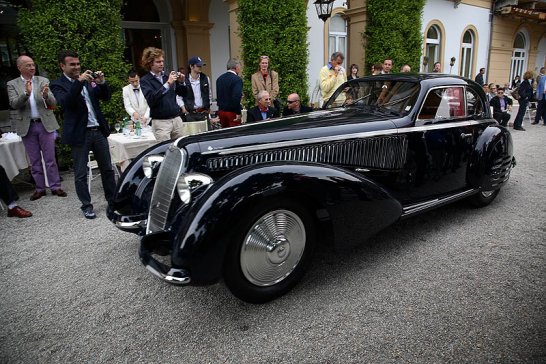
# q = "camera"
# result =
<box><xmin>90</xmin><ymin>72</ymin><xmax>98</xmax><ymax>79</ymax></box>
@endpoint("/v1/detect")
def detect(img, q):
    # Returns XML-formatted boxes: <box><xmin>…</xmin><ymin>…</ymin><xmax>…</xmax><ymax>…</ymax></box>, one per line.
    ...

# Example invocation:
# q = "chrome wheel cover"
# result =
<box><xmin>240</xmin><ymin>209</ymin><xmax>306</xmax><ymax>287</ymax></box>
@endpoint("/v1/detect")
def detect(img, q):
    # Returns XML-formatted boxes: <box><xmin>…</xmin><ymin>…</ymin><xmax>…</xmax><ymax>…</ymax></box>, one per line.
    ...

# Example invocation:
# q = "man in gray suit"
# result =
<box><xmin>7</xmin><ymin>55</ymin><xmax>66</xmax><ymax>201</ymax></box>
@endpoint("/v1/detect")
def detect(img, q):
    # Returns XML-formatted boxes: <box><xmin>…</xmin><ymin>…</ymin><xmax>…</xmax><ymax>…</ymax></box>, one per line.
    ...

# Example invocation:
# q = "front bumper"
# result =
<box><xmin>139</xmin><ymin>231</ymin><xmax>191</xmax><ymax>285</ymax></box>
<box><xmin>107</xmin><ymin>206</ymin><xmax>147</xmax><ymax>233</ymax></box>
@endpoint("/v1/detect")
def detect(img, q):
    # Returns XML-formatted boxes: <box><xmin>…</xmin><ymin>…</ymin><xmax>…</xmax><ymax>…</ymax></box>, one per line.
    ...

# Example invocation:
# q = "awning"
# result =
<box><xmin>497</xmin><ymin>6</ymin><xmax>546</xmax><ymax>22</ymax></box>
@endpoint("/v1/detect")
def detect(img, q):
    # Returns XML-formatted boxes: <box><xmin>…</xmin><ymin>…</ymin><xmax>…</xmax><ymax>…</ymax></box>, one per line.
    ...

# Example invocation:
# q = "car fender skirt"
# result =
<box><xmin>467</xmin><ymin>126</ymin><xmax>514</xmax><ymax>190</ymax></box>
<box><xmin>171</xmin><ymin>162</ymin><xmax>403</xmax><ymax>281</ymax></box>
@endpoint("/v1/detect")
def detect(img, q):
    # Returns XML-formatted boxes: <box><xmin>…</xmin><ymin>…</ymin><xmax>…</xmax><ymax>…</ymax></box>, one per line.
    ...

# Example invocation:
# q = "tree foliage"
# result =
<box><xmin>17</xmin><ymin>0</ymin><xmax>129</xmax><ymax>168</ymax></box>
<box><xmin>364</xmin><ymin>0</ymin><xmax>425</xmax><ymax>73</ymax></box>
<box><xmin>237</xmin><ymin>0</ymin><xmax>309</xmax><ymax>108</ymax></box>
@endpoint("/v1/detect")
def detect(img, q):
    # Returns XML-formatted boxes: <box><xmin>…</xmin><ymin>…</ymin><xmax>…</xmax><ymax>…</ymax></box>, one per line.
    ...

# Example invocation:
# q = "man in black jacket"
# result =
<box><xmin>489</xmin><ymin>87</ymin><xmax>512</xmax><ymax>127</ymax></box>
<box><xmin>247</xmin><ymin>90</ymin><xmax>279</xmax><ymax>123</ymax></box>
<box><xmin>180</xmin><ymin>56</ymin><xmax>211</xmax><ymax>136</ymax></box>
<box><xmin>282</xmin><ymin>93</ymin><xmax>313</xmax><ymax>116</ymax></box>
<box><xmin>140</xmin><ymin>47</ymin><xmax>186</xmax><ymax>141</ymax></box>
<box><xmin>475</xmin><ymin>68</ymin><xmax>485</xmax><ymax>86</ymax></box>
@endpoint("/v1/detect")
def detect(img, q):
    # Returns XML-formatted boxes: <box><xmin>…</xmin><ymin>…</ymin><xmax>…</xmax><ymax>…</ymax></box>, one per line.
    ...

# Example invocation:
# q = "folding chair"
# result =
<box><xmin>87</xmin><ymin>151</ymin><xmax>121</xmax><ymax>194</ymax></box>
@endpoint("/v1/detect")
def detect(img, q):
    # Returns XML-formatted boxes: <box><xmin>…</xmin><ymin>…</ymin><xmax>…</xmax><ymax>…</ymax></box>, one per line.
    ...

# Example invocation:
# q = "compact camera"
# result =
<box><xmin>90</xmin><ymin>72</ymin><xmax>98</xmax><ymax>79</ymax></box>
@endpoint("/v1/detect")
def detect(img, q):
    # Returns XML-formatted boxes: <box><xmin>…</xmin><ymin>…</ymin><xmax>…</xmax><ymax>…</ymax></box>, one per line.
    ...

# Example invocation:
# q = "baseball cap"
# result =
<box><xmin>188</xmin><ymin>56</ymin><xmax>205</xmax><ymax>67</ymax></box>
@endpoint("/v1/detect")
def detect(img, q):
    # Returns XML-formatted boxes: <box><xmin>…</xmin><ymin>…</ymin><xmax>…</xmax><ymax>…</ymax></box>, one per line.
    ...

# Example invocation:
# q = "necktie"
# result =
<box><xmin>133</xmin><ymin>89</ymin><xmax>139</xmax><ymax>106</ymax></box>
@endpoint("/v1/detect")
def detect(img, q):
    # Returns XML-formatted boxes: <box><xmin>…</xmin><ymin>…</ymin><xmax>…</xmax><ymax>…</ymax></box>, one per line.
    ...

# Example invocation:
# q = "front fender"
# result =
<box><xmin>171</xmin><ymin>162</ymin><xmax>403</xmax><ymax>284</ymax></box>
<box><xmin>467</xmin><ymin>125</ymin><xmax>514</xmax><ymax>190</ymax></box>
<box><xmin>107</xmin><ymin>140</ymin><xmax>172</xmax><ymax>233</ymax></box>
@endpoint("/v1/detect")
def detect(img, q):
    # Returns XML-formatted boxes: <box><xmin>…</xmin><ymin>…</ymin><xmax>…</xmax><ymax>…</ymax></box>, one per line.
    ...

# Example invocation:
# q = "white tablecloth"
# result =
<box><xmin>0</xmin><ymin>136</ymin><xmax>28</xmax><ymax>180</ymax></box>
<box><xmin>108</xmin><ymin>130</ymin><xmax>157</xmax><ymax>171</ymax></box>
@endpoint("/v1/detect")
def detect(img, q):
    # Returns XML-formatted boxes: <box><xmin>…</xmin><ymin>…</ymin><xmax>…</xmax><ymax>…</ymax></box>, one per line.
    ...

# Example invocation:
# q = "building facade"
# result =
<box><xmin>0</xmin><ymin>0</ymin><xmax>544</xmax><ymax>125</ymax></box>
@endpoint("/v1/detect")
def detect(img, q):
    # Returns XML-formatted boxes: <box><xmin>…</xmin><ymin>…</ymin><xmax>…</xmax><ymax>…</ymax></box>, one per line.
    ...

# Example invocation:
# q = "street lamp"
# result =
<box><xmin>314</xmin><ymin>0</ymin><xmax>335</xmax><ymax>22</ymax></box>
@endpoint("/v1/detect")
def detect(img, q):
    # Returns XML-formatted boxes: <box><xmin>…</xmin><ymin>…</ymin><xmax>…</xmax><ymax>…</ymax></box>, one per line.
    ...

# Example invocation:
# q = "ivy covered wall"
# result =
<box><xmin>364</xmin><ymin>0</ymin><xmax>425</xmax><ymax>73</ymax></box>
<box><xmin>17</xmin><ymin>0</ymin><xmax>129</xmax><ymax>168</ymax></box>
<box><xmin>237</xmin><ymin>0</ymin><xmax>309</xmax><ymax>108</ymax></box>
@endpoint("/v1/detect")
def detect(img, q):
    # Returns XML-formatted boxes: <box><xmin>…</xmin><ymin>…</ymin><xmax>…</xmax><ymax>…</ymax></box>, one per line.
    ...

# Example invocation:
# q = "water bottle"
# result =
<box><xmin>135</xmin><ymin>121</ymin><xmax>142</xmax><ymax>137</ymax></box>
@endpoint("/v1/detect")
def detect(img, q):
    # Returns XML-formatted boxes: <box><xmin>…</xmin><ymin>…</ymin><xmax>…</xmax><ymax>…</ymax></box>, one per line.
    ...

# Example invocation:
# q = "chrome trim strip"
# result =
<box><xmin>203</xmin><ymin>119</ymin><xmax>487</xmax><ymax>156</ymax></box>
<box><xmin>115</xmin><ymin>220</ymin><xmax>146</xmax><ymax>229</ymax></box>
<box><xmin>402</xmin><ymin>189</ymin><xmax>477</xmax><ymax>217</ymax></box>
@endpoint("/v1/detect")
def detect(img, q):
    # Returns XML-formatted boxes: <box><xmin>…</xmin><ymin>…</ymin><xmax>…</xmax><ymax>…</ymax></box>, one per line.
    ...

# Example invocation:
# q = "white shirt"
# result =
<box><xmin>22</xmin><ymin>76</ymin><xmax>40</xmax><ymax>119</ymax></box>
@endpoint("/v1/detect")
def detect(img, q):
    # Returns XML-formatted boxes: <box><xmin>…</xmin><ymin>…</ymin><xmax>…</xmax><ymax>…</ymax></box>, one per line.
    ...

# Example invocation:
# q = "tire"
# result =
<box><xmin>468</xmin><ymin>189</ymin><xmax>500</xmax><ymax>207</ymax></box>
<box><xmin>223</xmin><ymin>199</ymin><xmax>315</xmax><ymax>303</ymax></box>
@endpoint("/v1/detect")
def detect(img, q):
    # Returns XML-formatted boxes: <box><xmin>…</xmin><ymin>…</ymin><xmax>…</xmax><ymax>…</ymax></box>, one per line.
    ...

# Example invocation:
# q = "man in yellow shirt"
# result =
<box><xmin>319</xmin><ymin>52</ymin><xmax>346</xmax><ymax>106</ymax></box>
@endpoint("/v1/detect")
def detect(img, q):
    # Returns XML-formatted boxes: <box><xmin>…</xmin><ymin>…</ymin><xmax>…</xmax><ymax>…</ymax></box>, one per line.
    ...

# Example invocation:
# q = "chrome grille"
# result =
<box><xmin>147</xmin><ymin>146</ymin><xmax>185</xmax><ymax>234</ymax></box>
<box><xmin>206</xmin><ymin>136</ymin><xmax>408</xmax><ymax>171</ymax></box>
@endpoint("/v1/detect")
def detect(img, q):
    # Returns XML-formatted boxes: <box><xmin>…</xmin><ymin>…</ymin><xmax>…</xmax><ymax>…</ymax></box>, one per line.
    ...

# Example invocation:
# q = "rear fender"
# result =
<box><xmin>467</xmin><ymin>125</ymin><xmax>514</xmax><ymax>190</ymax></box>
<box><xmin>171</xmin><ymin>162</ymin><xmax>402</xmax><ymax>284</ymax></box>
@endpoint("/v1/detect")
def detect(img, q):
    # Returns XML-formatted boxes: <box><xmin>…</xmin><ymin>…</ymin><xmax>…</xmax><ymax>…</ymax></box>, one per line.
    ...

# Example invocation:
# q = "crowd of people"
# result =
<box><xmin>2</xmin><ymin>47</ymin><xmax>545</xmax><ymax>220</ymax></box>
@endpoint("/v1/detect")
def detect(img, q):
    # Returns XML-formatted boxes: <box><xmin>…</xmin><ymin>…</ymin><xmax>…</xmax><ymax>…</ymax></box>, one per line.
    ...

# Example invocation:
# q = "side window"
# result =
<box><xmin>418</xmin><ymin>87</ymin><xmax>465</xmax><ymax>121</ymax></box>
<box><xmin>466</xmin><ymin>88</ymin><xmax>483</xmax><ymax>116</ymax></box>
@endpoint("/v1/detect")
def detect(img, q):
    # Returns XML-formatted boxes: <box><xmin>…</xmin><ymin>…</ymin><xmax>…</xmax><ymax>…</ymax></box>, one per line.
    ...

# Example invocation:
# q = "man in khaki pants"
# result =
<box><xmin>139</xmin><ymin>47</ymin><xmax>187</xmax><ymax>142</ymax></box>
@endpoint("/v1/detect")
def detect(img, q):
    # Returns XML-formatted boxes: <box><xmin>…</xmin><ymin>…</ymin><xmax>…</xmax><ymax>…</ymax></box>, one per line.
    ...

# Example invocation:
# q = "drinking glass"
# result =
<box><xmin>114</xmin><ymin>122</ymin><xmax>121</xmax><ymax>133</ymax></box>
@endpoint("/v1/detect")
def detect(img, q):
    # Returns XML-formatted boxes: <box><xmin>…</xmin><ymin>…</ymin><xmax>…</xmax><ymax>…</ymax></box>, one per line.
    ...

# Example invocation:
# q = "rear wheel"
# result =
<box><xmin>223</xmin><ymin>199</ymin><xmax>315</xmax><ymax>303</ymax></box>
<box><xmin>468</xmin><ymin>189</ymin><xmax>500</xmax><ymax>207</ymax></box>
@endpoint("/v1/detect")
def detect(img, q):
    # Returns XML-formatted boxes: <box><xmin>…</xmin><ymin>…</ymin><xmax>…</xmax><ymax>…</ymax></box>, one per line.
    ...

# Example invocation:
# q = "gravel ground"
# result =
<box><xmin>1</xmin><ymin>122</ymin><xmax>545</xmax><ymax>363</ymax></box>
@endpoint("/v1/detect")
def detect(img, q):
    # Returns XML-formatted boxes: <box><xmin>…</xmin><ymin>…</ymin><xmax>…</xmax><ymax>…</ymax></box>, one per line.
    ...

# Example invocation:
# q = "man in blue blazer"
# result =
<box><xmin>532</xmin><ymin>67</ymin><xmax>545</xmax><ymax>125</ymax></box>
<box><xmin>50</xmin><ymin>50</ymin><xmax>116</xmax><ymax>219</ymax></box>
<box><xmin>246</xmin><ymin>90</ymin><xmax>279</xmax><ymax>123</ymax></box>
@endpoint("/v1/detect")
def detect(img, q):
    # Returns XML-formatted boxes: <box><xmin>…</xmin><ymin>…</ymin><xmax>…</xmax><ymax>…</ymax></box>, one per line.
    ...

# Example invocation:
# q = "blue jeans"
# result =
<box><xmin>71</xmin><ymin>129</ymin><xmax>116</xmax><ymax>211</ymax></box>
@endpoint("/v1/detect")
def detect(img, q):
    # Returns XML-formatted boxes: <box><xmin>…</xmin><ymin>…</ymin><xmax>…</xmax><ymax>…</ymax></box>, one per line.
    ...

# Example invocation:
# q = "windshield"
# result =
<box><xmin>324</xmin><ymin>78</ymin><xmax>421</xmax><ymax>117</ymax></box>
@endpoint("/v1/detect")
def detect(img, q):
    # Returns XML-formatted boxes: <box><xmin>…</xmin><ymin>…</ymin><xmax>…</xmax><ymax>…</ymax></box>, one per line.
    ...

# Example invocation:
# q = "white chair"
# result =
<box><xmin>87</xmin><ymin>152</ymin><xmax>120</xmax><ymax>194</ymax></box>
<box><xmin>526</xmin><ymin>102</ymin><xmax>537</xmax><ymax>123</ymax></box>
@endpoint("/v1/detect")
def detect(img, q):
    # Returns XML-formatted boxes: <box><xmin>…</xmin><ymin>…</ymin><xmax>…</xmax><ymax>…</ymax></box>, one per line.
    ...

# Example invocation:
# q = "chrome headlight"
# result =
<box><xmin>142</xmin><ymin>155</ymin><xmax>164</xmax><ymax>179</ymax></box>
<box><xmin>176</xmin><ymin>173</ymin><xmax>213</xmax><ymax>204</ymax></box>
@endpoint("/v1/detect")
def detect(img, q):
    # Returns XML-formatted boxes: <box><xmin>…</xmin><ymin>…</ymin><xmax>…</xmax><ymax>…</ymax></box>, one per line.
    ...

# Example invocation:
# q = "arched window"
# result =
<box><xmin>460</xmin><ymin>29</ymin><xmax>475</xmax><ymax>78</ymax></box>
<box><xmin>510</xmin><ymin>32</ymin><xmax>528</xmax><ymax>85</ymax></box>
<box><xmin>328</xmin><ymin>14</ymin><xmax>347</xmax><ymax>68</ymax></box>
<box><xmin>425</xmin><ymin>25</ymin><xmax>441</xmax><ymax>73</ymax></box>
<box><xmin>121</xmin><ymin>0</ymin><xmax>172</xmax><ymax>72</ymax></box>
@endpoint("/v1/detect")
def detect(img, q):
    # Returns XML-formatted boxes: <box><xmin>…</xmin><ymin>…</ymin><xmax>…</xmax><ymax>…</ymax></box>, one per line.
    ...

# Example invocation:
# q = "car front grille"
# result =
<box><xmin>147</xmin><ymin>146</ymin><xmax>185</xmax><ymax>234</ymax></box>
<box><xmin>206</xmin><ymin>136</ymin><xmax>408</xmax><ymax>171</ymax></box>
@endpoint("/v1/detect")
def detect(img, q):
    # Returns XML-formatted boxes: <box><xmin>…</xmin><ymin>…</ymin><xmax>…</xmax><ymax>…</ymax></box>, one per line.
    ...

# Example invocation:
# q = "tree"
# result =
<box><xmin>18</xmin><ymin>0</ymin><xmax>129</xmax><ymax>167</ymax></box>
<box><xmin>364</xmin><ymin>0</ymin><xmax>425</xmax><ymax>73</ymax></box>
<box><xmin>237</xmin><ymin>0</ymin><xmax>309</xmax><ymax>108</ymax></box>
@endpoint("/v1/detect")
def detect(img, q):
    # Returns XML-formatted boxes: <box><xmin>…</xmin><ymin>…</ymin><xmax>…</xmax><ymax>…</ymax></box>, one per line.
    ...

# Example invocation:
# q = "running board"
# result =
<box><xmin>401</xmin><ymin>189</ymin><xmax>478</xmax><ymax>218</ymax></box>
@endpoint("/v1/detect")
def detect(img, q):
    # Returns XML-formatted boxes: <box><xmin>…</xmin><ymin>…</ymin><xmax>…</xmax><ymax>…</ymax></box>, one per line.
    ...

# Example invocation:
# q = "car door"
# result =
<box><xmin>402</xmin><ymin>85</ymin><xmax>481</xmax><ymax>202</ymax></box>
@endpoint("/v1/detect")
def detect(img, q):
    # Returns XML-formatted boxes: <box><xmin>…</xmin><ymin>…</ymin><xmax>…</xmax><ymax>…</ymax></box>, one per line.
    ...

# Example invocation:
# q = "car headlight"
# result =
<box><xmin>176</xmin><ymin>173</ymin><xmax>213</xmax><ymax>204</ymax></box>
<box><xmin>142</xmin><ymin>155</ymin><xmax>164</xmax><ymax>179</ymax></box>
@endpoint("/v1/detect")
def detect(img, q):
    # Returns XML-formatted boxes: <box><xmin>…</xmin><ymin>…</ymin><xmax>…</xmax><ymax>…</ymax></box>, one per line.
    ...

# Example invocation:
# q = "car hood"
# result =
<box><xmin>177</xmin><ymin>108</ymin><xmax>401</xmax><ymax>155</ymax></box>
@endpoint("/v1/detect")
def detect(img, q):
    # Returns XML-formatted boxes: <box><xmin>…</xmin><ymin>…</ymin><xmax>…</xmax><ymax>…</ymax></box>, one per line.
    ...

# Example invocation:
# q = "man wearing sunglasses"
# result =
<box><xmin>490</xmin><ymin>87</ymin><xmax>513</xmax><ymax>127</ymax></box>
<box><xmin>282</xmin><ymin>93</ymin><xmax>313</xmax><ymax>116</ymax></box>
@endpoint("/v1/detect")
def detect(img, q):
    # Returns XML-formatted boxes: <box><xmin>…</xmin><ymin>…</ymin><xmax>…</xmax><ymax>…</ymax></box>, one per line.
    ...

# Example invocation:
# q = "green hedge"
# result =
<box><xmin>237</xmin><ymin>0</ymin><xmax>309</xmax><ymax>108</ymax></box>
<box><xmin>364</xmin><ymin>0</ymin><xmax>425</xmax><ymax>74</ymax></box>
<box><xmin>18</xmin><ymin>0</ymin><xmax>129</xmax><ymax>168</ymax></box>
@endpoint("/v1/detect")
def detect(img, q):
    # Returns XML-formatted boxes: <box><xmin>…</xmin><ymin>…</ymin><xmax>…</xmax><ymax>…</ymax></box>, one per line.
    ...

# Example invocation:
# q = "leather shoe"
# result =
<box><xmin>30</xmin><ymin>190</ymin><xmax>46</xmax><ymax>201</ymax></box>
<box><xmin>51</xmin><ymin>188</ymin><xmax>67</xmax><ymax>197</ymax></box>
<box><xmin>7</xmin><ymin>206</ymin><xmax>33</xmax><ymax>218</ymax></box>
<box><xmin>531</xmin><ymin>121</ymin><xmax>539</xmax><ymax>125</ymax></box>
<box><xmin>514</xmin><ymin>127</ymin><xmax>526</xmax><ymax>131</ymax></box>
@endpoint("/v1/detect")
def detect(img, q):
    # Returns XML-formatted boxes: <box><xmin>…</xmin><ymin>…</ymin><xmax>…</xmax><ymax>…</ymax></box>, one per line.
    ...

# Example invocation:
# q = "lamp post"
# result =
<box><xmin>449</xmin><ymin>57</ymin><xmax>456</xmax><ymax>74</ymax></box>
<box><xmin>314</xmin><ymin>0</ymin><xmax>335</xmax><ymax>22</ymax></box>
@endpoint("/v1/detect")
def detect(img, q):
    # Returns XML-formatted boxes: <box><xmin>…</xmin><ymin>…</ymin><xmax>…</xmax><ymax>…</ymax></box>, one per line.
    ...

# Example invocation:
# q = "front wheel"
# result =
<box><xmin>223</xmin><ymin>199</ymin><xmax>315</xmax><ymax>303</ymax></box>
<box><xmin>468</xmin><ymin>189</ymin><xmax>500</xmax><ymax>207</ymax></box>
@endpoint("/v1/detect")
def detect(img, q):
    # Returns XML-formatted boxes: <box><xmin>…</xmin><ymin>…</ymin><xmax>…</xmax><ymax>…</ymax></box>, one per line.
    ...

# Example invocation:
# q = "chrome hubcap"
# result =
<box><xmin>240</xmin><ymin>209</ymin><xmax>306</xmax><ymax>287</ymax></box>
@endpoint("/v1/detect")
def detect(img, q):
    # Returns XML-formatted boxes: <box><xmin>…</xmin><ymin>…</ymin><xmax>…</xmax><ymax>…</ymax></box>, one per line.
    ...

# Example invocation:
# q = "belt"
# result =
<box><xmin>87</xmin><ymin>126</ymin><xmax>100</xmax><ymax>131</ymax></box>
<box><xmin>195</xmin><ymin>108</ymin><xmax>207</xmax><ymax>113</ymax></box>
<box><xmin>30</xmin><ymin>118</ymin><xmax>41</xmax><ymax>123</ymax></box>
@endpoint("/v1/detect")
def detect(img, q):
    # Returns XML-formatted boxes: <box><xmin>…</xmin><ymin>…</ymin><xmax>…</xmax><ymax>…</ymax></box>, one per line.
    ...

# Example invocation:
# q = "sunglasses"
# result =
<box><xmin>287</xmin><ymin>100</ymin><xmax>298</xmax><ymax>104</ymax></box>
<box><xmin>260</xmin><ymin>56</ymin><xmax>269</xmax><ymax>59</ymax></box>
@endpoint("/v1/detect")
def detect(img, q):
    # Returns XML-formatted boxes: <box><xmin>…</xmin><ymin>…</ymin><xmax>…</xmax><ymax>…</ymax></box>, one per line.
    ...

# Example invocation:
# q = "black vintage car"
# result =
<box><xmin>108</xmin><ymin>74</ymin><xmax>514</xmax><ymax>303</ymax></box>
